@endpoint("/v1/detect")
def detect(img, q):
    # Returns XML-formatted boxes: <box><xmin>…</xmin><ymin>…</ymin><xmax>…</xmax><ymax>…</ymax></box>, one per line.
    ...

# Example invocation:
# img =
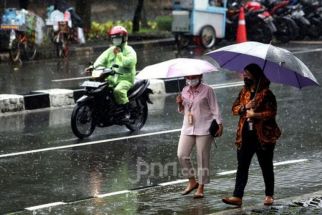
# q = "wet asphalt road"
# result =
<box><xmin>0</xmin><ymin>42</ymin><xmax>322</xmax><ymax>214</ymax></box>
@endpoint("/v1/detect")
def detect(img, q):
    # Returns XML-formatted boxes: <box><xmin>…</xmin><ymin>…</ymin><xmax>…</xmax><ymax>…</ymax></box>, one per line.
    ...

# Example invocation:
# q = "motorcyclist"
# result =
<box><xmin>91</xmin><ymin>25</ymin><xmax>137</xmax><ymax>122</ymax></box>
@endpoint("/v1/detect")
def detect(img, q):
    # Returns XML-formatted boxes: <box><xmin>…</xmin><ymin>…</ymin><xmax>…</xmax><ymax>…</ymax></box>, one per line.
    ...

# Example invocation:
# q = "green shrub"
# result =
<box><xmin>87</xmin><ymin>18</ymin><xmax>172</xmax><ymax>40</ymax></box>
<box><xmin>155</xmin><ymin>16</ymin><xmax>172</xmax><ymax>31</ymax></box>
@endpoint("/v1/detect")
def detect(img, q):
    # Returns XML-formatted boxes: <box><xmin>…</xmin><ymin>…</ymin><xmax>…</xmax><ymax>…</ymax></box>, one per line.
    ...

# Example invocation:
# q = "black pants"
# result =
<box><xmin>233</xmin><ymin>130</ymin><xmax>275</xmax><ymax>198</ymax></box>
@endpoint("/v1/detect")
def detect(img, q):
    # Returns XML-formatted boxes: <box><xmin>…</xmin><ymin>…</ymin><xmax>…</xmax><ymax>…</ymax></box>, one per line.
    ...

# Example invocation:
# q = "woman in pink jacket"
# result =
<box><xmin>176</xmin><ymin>74</ymin><xmax>223</xmax><ymax>198</ymax></box>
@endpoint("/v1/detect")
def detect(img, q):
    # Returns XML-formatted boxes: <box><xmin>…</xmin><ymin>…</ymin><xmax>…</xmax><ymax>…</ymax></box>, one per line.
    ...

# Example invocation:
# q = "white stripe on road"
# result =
<box><xmin>216</xmin><ymin>159</ymin><xmax>308</xmax><ymax>176</ymax></box>
<box><xmin>273</xmin><ymin>159</ymin><xmax>308</xmax><ymax>166</ymax></box>
<box><xmin>25</xmin><ymin>202</ymin><xmax>66</xmax><ymax>210</ymax></box>
<box><xmin>52</xmin><ymin>76</ymin><xmax>91</xmax><ymax>82</ymax></box>
<box><xmin>210</xmin><ymin>81</ymin><xmax>244</xmax><ymax>89</ymax></box>
<box><xmin>96</xmin><ymin>190</ymin><xmax>130</xmax><ymax>198</ymax></box>
<box><xmin>159</xmin><ymin>179</ymin><xmax>188</xmax><ymax>186</ymax></box>
<box><xmin>293</xmin><ymin>48</ymin><xmax>322</xmax><ymax>54</ymax></box>
<box><xmin>217</xmin><ymin>170</ymin><xmax>237</xmax><ymax>176</ymax></box>
<box><xmin>0</xmin><ymin>129</ymin><xmax>181</xmax><ymax>158</ymax></box>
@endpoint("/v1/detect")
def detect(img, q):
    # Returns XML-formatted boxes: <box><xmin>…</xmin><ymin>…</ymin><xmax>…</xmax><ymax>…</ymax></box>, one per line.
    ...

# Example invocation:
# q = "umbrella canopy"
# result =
<box><xmin>137</xmin><ymin>58</ymin><xmax>218</xmax><ymax>79</ymax></box>
<box><xmin>205</xmin><ymin>41</ymin><xmax>320</xmax><ymax>88</ymax></box>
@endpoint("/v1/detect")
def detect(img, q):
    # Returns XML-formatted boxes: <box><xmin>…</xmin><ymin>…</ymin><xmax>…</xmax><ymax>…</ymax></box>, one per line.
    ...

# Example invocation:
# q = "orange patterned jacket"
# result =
<box><xmin>232</xmin><ymin>86</ymin><xmax>281</xmax><ymax>148</ymax></box>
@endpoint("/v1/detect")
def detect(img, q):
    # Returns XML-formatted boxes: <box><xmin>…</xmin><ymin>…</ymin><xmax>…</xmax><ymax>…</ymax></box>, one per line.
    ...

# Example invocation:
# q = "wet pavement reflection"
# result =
<box><xmin>0</xmin><ymin>44</ymin><xmax>322</xmax><ymax>214</ymax></box>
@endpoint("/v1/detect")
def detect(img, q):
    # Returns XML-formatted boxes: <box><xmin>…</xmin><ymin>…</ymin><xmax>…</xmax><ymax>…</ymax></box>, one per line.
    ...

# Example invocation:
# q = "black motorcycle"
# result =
<box><xmin>71</xmin><ymin>67</ymin><xmax>153</xmax><ymax>139</ymax></box>
<box><xmin>226</xmin><ymin>2</ymin><xmax>273</xmax><ymax>44</ymax></box>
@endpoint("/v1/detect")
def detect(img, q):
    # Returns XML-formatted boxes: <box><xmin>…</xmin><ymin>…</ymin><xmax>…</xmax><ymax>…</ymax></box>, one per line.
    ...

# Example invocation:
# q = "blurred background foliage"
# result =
<box><xmin>87</xmin><ymin>15</ymin><xmax>172</xmax><ymax>40</ymax></box>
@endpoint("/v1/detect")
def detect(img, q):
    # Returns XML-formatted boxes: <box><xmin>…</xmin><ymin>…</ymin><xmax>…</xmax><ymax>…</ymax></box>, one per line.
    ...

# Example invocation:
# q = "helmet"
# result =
<box><xmin>108</xmin><ymin>26</ymin><xmax>128</xmax><ymax>45</ymax></box>
<box><xmin>109</xmin><ymin>26</ymin><xmax>128</xmax><ymax>36</ymax></box>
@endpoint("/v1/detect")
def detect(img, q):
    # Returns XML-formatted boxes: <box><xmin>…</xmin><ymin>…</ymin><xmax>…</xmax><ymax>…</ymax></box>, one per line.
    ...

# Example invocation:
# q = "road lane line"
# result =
<box><xmin>0</xmin><ymin>129</ymin><xmax>181</xmax><ymax>158</ymax></box>
<box><xmin>216</xmin><ymin>159</ymin><xmax>309</xmax><ymax>176</ymax></box>
<box><xmin>25</xmin><ymin>202</ymin><xmax>66</xmax><ymax>210</ymax></box>
<box><xmin>273</xmin><ymin>159</ymin><xmax>308</xmax><ymax>166</ymax></box>
<box><xmin>159</xmin><ymin>179</ymin><xmax>188</xmax><ymax>186</ymax></box>
<box><xmin>217</xmin><ymin>170</ymin><xmax>237</xmax><ymax>176</ymax></box>
<box><xmin>96</xmin><ymin>190</ymin><xmax>130</xmax><ymax>198</ymax></box>
<box><xmin>52</xmin><ymin>76</ymin><xmax>91</xmax><ymax>82</ymax></box>
<box><xmin>293</xmin><ymin>48</ymin><xmax>322</xmax><ymax>54</ymax></box>
<box><xmin>209</xmin><ymin>81</ymin><xmax>244</xmax><ymax>89</ymax></box>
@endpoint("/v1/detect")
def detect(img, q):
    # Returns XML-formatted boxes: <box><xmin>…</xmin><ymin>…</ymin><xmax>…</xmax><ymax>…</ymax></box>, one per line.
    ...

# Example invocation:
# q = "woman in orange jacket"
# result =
<box><xmin>222</xmin><ymin>63</ymin><xmax>281</xmax><ymax>206</ymax></box>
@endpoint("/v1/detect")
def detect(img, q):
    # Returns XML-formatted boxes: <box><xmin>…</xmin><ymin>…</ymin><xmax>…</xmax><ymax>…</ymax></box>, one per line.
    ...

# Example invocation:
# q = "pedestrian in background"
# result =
<box><xmin>176</xmin><ymin>74</ymin><xmax>223</xmax><ymax>198</ymax></box>
<box><xmin>222</xmin><ymin>63</ymin><xmax>281</xmax><ymax>206</ymax></box>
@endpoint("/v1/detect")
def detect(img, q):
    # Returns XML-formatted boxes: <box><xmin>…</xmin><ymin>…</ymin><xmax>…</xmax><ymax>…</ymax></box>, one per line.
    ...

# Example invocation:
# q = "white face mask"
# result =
<box><xmin>112</xmin><ymin>37</ymin><xmax>123</xmax><ymax>46</ymax></box>
<box><xmin>186</xmin><ymin>78</ymin><xmax>200</xmax><ymax>87</ymax></box>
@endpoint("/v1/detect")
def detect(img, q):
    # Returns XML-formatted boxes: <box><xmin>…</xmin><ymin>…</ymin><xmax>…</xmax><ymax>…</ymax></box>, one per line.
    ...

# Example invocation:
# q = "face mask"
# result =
<box><xmin>112</xmin><ymin>37</ymin><xmax>123</xmax><ymax>46</ymax></box>
<box><xmin>186</xmin><ymin>78</ymin><xmax>200</xmax><ymax>87</ymax></box>
<box><xmin>244</xmin><ymin>78</ymin><xmax>254</xmax><ymax>88</ymax></box>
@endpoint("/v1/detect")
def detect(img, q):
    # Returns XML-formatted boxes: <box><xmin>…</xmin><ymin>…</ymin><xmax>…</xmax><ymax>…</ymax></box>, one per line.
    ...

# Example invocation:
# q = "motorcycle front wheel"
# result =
<box><xmin>9</xmin><ymin>39</ymin><xmax>21</xmax><ymax>63</ymax></box>
<box><xmin>71</xmin><ymin>103</ymin><xmax>96</xmax><ymax>139</ymax></box>
<box><xmin>126</xmin><ymin>100</ymin><xmax>148</xmax><ymax>132</ymax></box>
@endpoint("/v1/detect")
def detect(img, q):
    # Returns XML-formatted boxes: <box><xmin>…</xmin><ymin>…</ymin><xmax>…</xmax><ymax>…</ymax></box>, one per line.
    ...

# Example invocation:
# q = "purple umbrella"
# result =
<box><xmin>205</xmin><ymin>42</ymin><xmax>320</xmax><ymax>88</ymax></box>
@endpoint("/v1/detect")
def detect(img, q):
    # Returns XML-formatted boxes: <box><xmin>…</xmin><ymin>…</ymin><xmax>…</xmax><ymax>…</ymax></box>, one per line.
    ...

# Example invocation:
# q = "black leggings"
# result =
<box><xmin>233</xmin><ymin>131</ymin><xmax>275</xmax><ymax>198</ymax></box>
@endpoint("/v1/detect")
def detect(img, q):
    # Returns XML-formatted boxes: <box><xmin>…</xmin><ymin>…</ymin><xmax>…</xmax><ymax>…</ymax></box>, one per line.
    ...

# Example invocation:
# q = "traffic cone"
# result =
<box><xmin>236</xmin><ymin>7</ymin><xmax>247</xmax><ymax>43</ymax></box>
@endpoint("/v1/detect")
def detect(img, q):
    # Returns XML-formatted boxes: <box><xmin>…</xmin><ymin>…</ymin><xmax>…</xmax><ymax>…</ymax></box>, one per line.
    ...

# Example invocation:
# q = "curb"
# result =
<box><xmin>211</xmin><ymin>190</ymin><xmax>322</xmax><ymax>215</ymax></box>
<box><xmin>0</xmin><ymin>78</ymin><xmax>185</xmax><ymax>115</ymax></box>
<box><xmin>0</xmin><ymin>37</ymin><xmax>175</xmax><ymax>61</ymax></box>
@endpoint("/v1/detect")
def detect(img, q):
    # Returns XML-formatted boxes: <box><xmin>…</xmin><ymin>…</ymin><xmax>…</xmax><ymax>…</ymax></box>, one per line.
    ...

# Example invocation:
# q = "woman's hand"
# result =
<box><xmin>246</xmin><ymin>109</ymin><xmax>256</xmax><ymax>118</ymax></box>
<box><xmin>245</xmin><ymin>99</ymin><xmax>256</xmax><ymax>109</ymax></box>
<box><xmin>113</xmin><ymin>47</ymin><xmax>121</xmax><ymax>55</ymax></box>
<box><xmin>215</xmin><ymin>124</ymin><xmax>224</xmax><ymax>137</ymax></box>
<box><xmin>84</xmin><ymin>65</ymin><xmax>93</xmax><ymax>75</ymax></box>
<box><xmin>176</xmin><ymin>94</ymin><xmax>184</xmax><ymax>112</ymax></box>
<box><xmin>176</xmin><ymin>94</ymin><xmax>183</xmax><ymax>104</ymax></box>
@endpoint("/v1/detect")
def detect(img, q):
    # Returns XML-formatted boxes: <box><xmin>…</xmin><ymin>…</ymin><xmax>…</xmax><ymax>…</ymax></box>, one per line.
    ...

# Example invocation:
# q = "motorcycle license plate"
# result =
<box><xmin>81</xmin><ymin>81</ymin><xmax>102</xmax><ymax>88</ymax></box>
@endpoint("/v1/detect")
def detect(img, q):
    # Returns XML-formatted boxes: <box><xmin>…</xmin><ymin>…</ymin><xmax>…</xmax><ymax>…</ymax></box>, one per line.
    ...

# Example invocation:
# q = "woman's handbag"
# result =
<box><xmin>209</xmin><ymin>119</ymin><xmax>219</xmax><ymax>137</ymax></box>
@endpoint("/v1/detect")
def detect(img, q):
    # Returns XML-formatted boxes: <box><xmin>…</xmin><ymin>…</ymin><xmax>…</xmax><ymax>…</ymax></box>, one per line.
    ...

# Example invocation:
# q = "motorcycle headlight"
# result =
<box><xmin>92</xmin><ymin>70</ymin><xmax>103</xmax><ymax>78</ymax></box>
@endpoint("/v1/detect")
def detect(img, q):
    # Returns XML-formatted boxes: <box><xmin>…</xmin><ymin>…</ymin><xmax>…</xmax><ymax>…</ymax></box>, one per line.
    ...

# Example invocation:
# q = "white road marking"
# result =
<box><xmin>216</xmin><ymin>159</ymin><xmax>309</xmax><ymax>176</ymax></box>
<box><xmin>0</xmin><ymin>129</ymin><xmax>181</xmax><ymax>158</ymax></box>
<box><xmin>293</xmin><ymin>48</ymin><xmax>322</xmax><ymax>54</ymax></box>
<box><xmin>96</xmin><ymin>190</ymin><xmax>130</xmax><ymax>198</ymax></box>
<box><xmin>273</xmin><ymin>159</ymin><xmax>308</xmax><ymax>166</ymax></box>
<box><xmin>52</xmin><ymin>76</ymin><xmax>91</xmax><ymax>82</ymax></box>
<box><xmin>159</xmin><ymin>179</ymin><xmax>188</xmax><ymax>186</ymax></box>
<box><xmin>210</xmin><ymin>81</ymin><xmax>244</xmax><ymax>89</ymax></box>
<box><xmin>25</xmin><ymin>202</ymin><xmax>66</xmax><ymax>210</ymax></box>
<box><xmin>217</xmin><ymin>170</ymin><xmax>237</xmax><ymax>176</ymax></box>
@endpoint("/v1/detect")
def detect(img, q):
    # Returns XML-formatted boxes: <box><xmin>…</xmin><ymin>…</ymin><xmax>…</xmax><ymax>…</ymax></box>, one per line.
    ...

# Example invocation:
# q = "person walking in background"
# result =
<box><xmin>176</xmin><ymin>74</ymin><xmax>223</xmax><ymax>199</ymax></box>
<box><xmin>222</xmin><ymin>64</ymin><xmax>281</xmax><ymax>206</ymax></box>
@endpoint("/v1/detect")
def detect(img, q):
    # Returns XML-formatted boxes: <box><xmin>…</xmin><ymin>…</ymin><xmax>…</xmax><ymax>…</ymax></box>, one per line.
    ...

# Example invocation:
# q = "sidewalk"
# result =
<box><xmin>213</xmin><ymin>190</ymin><xmax>322</xmax><ymax>215</ymax></box>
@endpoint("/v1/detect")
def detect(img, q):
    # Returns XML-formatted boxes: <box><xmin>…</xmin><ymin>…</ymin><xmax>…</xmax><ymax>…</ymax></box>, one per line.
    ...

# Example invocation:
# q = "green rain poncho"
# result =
<box><xmin>93</xmin><ymin>42</ymin><xmax>137</xmax><ymax>104</ymax></box>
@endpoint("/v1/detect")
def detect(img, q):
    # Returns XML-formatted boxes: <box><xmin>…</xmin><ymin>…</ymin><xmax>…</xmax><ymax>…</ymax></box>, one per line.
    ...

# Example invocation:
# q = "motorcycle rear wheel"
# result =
<box><xmin>274</xmin><ymin>18</ymin><xmax>292</xmax><ymax>43</ymax></box>
<box><xmin>22</xmin><ymin>41</ymin><xmax>37</xmax><ymax>60</ymax></box>
<box><xmin>126</xmin><ymin>100</ymin><xmax>148</xmax><ymax>132</ymax></box>
<box><xmin>9</xmin><ymin>39</ymin><xmax>21</xmax><ymax>63</ymax></box>
<box><xmin>200</xmin><ymin>25</ymin><xmax>216</xmax><ymax>49</ymax></box>
<box><xmin>247</xmin><ymin>22</ymin><xmax>272</xmax><ymax>44</ymax></box>
<box><xmin>71</xmin><ymin>103</ymin><xmax>96</xmax><ymax>139</ymax></box>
